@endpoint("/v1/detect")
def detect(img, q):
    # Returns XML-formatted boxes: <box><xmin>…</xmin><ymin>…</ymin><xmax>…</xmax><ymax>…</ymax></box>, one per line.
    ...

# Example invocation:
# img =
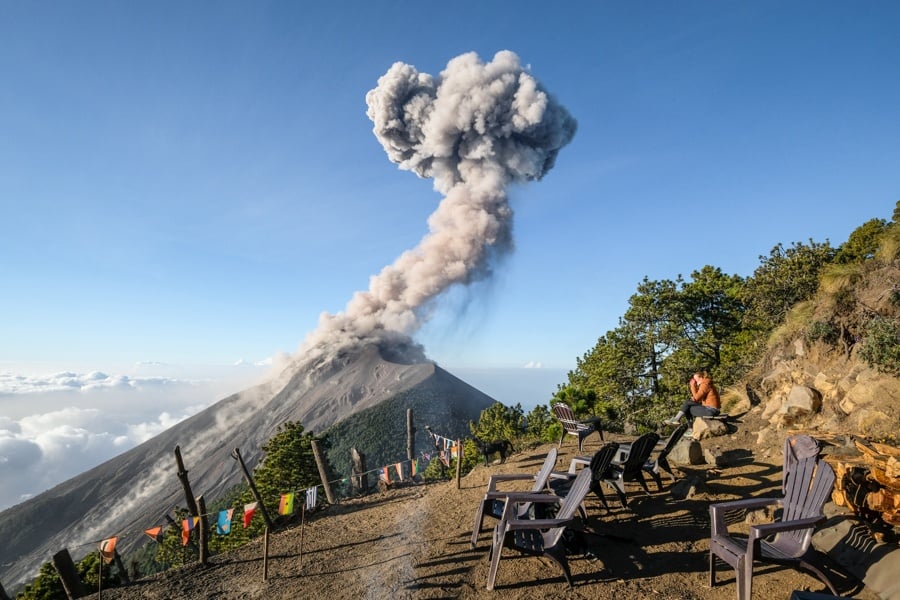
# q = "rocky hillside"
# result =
<box><xmin>721</xmin><ymin>257</ymin><xmax>899</xmax><ymax>453</ymax></box>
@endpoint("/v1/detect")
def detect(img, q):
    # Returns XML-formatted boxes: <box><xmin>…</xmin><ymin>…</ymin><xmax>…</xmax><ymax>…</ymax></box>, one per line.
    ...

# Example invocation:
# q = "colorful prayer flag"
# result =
<box><xmin>410</xmin><ymin>458</ymin><xmax>419</xmax><ymax>475</ymax></box>
<box><xmin>279</xmin><ymin>492</ymin><xmax>295</xmax><ymax>516</ymax></box>
<box><xmin>395</xmin><ymin>462</ymin><xmax>404</xmax><ymax>481</ymax></box>
<box><xmin>216</xmin><ymin>509</ymin><xmax>234</xmax><ymax>535</ymax></box>
<box><xmin>243</xmin><ymin>502</ymin><xmax>258</xmax><ymax>528</ymax></box>
<box><xmin>305</xmin><ymin>486</ymin><xmax>317</xmax><ymax>511</ymax></box>
<box><xmin>143</xmin><ymin>526</ymin><xmax>163</xmax><ymax>543</ymax></box>
<box><xmin>381</xmin><ymin>466</ymin><xmax>390</xmax><ymax>482</ymax></box>
<box><xmin>181</xmin><ymin>516</ymin><xmax>198</xmax><ymax>546</ymax></box>
<box><xmin>99</xmin><ymin>537</ymin><xmax>117</xmax><ymax>564</ymax></box>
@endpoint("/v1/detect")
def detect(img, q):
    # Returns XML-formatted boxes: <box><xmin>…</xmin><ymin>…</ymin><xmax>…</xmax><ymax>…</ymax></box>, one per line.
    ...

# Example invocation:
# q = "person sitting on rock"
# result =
<box><xmin>664</xmin><ymin>370</ymin><xmax>720</xmax><ymax>424</ymax></box>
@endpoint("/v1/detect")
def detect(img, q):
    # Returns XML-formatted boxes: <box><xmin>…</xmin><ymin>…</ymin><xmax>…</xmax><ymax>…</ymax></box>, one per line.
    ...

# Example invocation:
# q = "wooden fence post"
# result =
<box><xmin>455</xmin><ymin>439</ymin><xmax>462</xmax><ymax>489</ymax></box>
<box><xmin>174</xmin><ymin>444</ymin><xmax>203</xmax><ymax>558</ymax></box>
<box><xmin>51</xmin><ymin>548</ymin><xmax>87</xmax><ymax>600</ymax></box>
<box><xmin>0</xmin><ymin>580</ymin><xmax>10</xmax><ymax>600</ymax></box>
<box><xmin>197</xmin><ymin>495</ymin><xmax>209</xmax><ymax>565</ymax></box>
<box><xmin>350</xmin><ymin>446</ymin><xmax>368</xmax><ymax>496</ymax></box>
<box><xmin>310</xmin><ymin>439</ymin><xmax>335</xmax><ymax>504</ymax></box>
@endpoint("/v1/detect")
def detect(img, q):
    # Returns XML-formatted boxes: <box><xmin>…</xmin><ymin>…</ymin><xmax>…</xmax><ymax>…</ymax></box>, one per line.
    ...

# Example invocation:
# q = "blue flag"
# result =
<box><xmin>216</xmin><ymin>509</ymin><xmax>234</xmax><ymax>535</ymax></box>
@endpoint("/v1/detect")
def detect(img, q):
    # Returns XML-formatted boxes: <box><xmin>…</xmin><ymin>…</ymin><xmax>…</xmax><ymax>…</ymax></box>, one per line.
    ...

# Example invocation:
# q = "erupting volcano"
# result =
<box><xmin>0</xmin><ymin>50</ymin><xmax>575</xmax><ymax>590</ymax></box>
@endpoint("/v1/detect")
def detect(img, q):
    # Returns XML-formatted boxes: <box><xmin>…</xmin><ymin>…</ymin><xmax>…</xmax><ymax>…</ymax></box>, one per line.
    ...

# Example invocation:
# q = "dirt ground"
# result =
<box><xmin>103</xmin><ymin>425</ymin><xmax>885</xmax><ymax>600</ymax></box>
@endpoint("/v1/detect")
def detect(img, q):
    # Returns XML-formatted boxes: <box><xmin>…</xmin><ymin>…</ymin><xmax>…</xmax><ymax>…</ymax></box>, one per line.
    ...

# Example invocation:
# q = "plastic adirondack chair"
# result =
<box><xmin>709</xmin><ymin>434</ymin><xmax>839</xmax><ymax>600</ymax></box>
<box><xmin>600</xmin><ymin>432</ymin><xmax>660</xmax><ymax>509</ymax></box>
<box><xmin>551</xmin><ymin>403</ymin><xmax>603</xmax><ymax>452</ymax></box>
<box><xmin>645</xmin><ymin>422</ymin><xmax>689</xmax><ymax>490</ymax></box>
<box><xmin>486</xmin><ymin>467</ymin><xmax>593</xmax><ymax>590</ymax></box>
<box><xmin>470</xmin><ymin>448</ymin><xmax>559</xmax><ymax>549</ymax></box>
<box><xmin>553</xmin><ymin>442</ymin><xmax>620</xmax><ymax>511</ymax></box>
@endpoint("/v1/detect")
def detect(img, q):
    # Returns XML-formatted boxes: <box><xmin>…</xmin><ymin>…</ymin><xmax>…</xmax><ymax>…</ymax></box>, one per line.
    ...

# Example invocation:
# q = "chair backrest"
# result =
<box><xmin>543</xmin><ymin>467</ymin><xmax>592</xmax><ymax>547</ymax></box>
<box><xmin>551</xmin><ymin>403</ymin><xmax>581</xmax><ymax>432</ymax></box>
<box><xmin>774</xmin><ymin>435</ymin><xmax>835</xmax><ymax>554</ymax></box>
<box><xmin>658</xmin><ymin>423</ymin><xmax>689</xmax><ymax>459</ymax></box>
<box><xmin>621</xmin><ymin>432</ymin><xmax>660</xmax><ymax>473</ymax></box>
<box><xmin>531</xmin><ymin>448</ymin><xmax>559</xmax><ymax>493</ymax></box>
<box><xmin>589</xmin><ymin>442</ymin><xmax>620</xmax><ymax>480</ymax></box>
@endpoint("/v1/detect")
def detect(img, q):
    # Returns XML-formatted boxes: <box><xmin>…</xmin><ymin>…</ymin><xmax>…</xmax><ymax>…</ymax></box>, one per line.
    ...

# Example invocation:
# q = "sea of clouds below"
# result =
<box><xmin>0</xmin><ymin>363</ymin><xmax>563</xmax><ymax>512</ymax></box>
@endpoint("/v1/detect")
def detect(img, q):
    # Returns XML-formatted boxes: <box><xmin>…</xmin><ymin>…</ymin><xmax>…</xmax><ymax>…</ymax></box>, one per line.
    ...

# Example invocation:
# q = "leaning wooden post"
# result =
<box><xmin>174</xmin><ymin>445</ymin><xmax>202</xmax><ymax>556</ymax></box>
<box><xmin>197</xmin><ymin>495</ymin><xmax>209</xmax><ymax>565</ymax></box>
<box><xmin>455</xmin><ymin>439</ymin><xmax>462</xmax><ymax>489</ymax></box>
<box><xmin>113</xmin><ymin>550</ymin><xmax>130</xmax><ymax>584</ymax></box>
<box><xmin>310</xmin><ymin>439</ymin><xmax>335</xmax><ymax>504</ymax></box>
<box><xmin>406</xmin><ymin>409</ymin><xmax>415</xmax><ymax>462</ymax></box>
<box><xmin>263</xmin><ymin>527</ymin><xmax>270</xmax><ymax>581</ymax></box>
<box><xmin>0</xmin><ymin>580</ymin><xmax>11</xmax><ymax>600</ymax></box>
<box><xmin>231</xmin><ymin>448</ymin><xmax>274</xmax><ymax>529</ymax></box>
<box><xmin>98</xmin><ymin>551</ymin><xmax>102</xmax><ymax>600</ymax></box>
<box><xmin>51</xmin><ymin>548</ymin><xmax>87</xmax><ymax>600</ymax></box>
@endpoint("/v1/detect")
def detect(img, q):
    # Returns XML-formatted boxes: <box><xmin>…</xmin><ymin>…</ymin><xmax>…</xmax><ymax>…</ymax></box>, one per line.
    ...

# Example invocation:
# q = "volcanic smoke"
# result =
<box><xmin>298</xmin><ymin>50</ymin><xmax>577</xmax><ymax>366</ymax></box>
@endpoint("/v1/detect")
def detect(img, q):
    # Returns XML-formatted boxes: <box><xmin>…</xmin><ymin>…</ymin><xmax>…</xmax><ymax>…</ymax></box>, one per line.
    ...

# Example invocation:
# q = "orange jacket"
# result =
<box><xmin>690</xmin><ymin>377</ymin><xmax>720</xmax><ymax>410</ymax></box>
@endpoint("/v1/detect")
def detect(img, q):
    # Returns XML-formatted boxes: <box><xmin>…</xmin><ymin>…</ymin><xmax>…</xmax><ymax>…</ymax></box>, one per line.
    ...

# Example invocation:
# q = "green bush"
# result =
<box><xmin>805</xmin><ymin>320</ymin><xmax>839</xmax><ymax>344</ymax></box>
<box><xmin>859</xmin><ymin>315</ymin><xmax>900</xmax><ymax>376</ymax></box>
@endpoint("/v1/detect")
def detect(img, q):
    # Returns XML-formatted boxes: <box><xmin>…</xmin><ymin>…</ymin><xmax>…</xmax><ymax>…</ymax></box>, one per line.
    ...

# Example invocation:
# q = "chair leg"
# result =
<box><xmin>739</xmin><ymin>551</ymin><xmax>752</xmax><ymax>600</ymax></box>
<box><xmin>471</xmin><ymin>498</ymin><xmax>486</xmax><ymax>549</ymax></box>
<box><xmin>590</xmin><ymin>481</ymin><xmax>610</xmax><ymax>510</ymax></box>
<box><xmin>797</xmin><ymin>558</ymin><xmax>840</xmax><ymax>596</ymax></box>
<box><xmin>558</xmin><ymin>430</ymin><xmax>566</xmax><ymax>449</ymax></box>
<box><xmin>544</xmin><ymin>545</ymin><xmax>574</xmax><ymax>588</ymax></box>
<box><xmin>635</xmin><ymin>470</ymin><xmax>653</xmax><ymax>496</ymax></box>
<box><xmin>709</xmin><ymin>549</ymin><xmax>716</xmax><ymax>587</ymax></box>
<box><xmin>486</xmin><ymin>525</ymin><xmax>506</xmax><ymax>590</ymax></box>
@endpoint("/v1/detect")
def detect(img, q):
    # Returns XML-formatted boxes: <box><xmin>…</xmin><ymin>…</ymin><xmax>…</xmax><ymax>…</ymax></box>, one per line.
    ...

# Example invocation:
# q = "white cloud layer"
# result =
<box><xmin>0</xmin><ymin>364</ymin><xmax>267</xmax><ymax>511</ymax></box>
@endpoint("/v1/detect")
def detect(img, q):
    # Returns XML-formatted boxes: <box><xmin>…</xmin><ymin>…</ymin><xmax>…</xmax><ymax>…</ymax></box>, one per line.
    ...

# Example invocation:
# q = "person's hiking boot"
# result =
<box><xmin>663</xmin><ymin>417</ymin><xmax>681</xmax><ymax>425</ymax></box>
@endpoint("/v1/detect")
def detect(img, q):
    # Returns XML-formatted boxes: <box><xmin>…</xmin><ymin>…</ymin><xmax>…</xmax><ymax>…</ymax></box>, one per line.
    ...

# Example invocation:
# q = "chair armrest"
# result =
<box><xmin>486</xmin><ymin>473</ymin><xmax>535</xmax><ymax>492</ymax></box>
<box><xmin>710</xmin><ymin>497</ymin><xmax>783</xmax><ymax>536</ymax></box>
<box><xmin>504</xmin><ymin>517</ymin><xmax>575</xmax><ymax>532</ymax></box>
<box><xmin>567</xmin><ymin>456</ymin><xmax>591</xmax><ymax>474</ymax></box>
<box><xmin>498</xmin><ymin>492</ymin><xmax>563</xmax><ymax>504</ymax></box>
<box><xmin>749</xmin><ymin>515</ymin><xmax>826</xmax><ymax>541</ymax></box>
<box><xmin>549</xmin><ymin>471</ymin><xmax>574</xmax><ymax>481</ymax></box>
<box><xmin>482</xmin><ymin>488</ymin><xmax>553</xmax><ymax>500</ymax></box>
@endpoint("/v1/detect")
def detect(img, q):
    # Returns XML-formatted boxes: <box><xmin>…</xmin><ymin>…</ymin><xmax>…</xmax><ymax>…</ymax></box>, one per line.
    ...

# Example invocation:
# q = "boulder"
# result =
<box><xmin>692</xmin><ymin>416</ymin><xmax>728</xmax><ymax>440</ymax></box>
<box><xmin>669</xmin><ymin>438</ymin><xmax>704</xmax><ymax>465</ymax></box>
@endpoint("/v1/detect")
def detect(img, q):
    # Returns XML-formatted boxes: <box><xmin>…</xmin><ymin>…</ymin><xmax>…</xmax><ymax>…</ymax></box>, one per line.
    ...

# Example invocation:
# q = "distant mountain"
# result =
<box><xmin>0</xmin><ymin>342</ymin><xmax>495</xmax><ymax>590</ymax></box>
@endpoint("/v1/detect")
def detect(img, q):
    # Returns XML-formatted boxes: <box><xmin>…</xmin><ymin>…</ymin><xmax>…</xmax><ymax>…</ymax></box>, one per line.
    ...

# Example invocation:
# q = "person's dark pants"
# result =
<box><xmin>679</xmin><ymin>400</ymin><xmax>719</xmax><ymax>419</ymax></box>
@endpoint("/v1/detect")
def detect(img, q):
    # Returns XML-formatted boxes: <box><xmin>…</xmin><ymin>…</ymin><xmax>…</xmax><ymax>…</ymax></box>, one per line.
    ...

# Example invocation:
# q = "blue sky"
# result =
<box><xmin>0</xmin><ymin>2</ymin><xmax>898</xmax><ymax>508</ymax></box>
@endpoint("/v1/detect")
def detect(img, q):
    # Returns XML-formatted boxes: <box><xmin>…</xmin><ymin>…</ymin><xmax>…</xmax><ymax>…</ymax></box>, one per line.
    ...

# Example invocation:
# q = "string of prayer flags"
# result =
<box><xmin>216</xmin><ymin>508</ymin><xmax>234</xmax><ymax>535</ymax></box>
<box><xmin>243</xmin><ymin>502</ymin><xmax>258</xmax><ymax>528</ymax></box>
<box><xmin>182</xmin><ymin>516</ymin><xmax>199</xmax><ymax>546</ymax></box>
<box><xmin>279</xmin><ymin>492</ymin><xmax>295</xmax><ymax>516</ymax></box>
<box><xmin>143</xmin><ymin>526</ymin><xmax>163</xmax><ymax>543</ymax></box>
<box><xmin>99</xmin><ymin>537</ymin><xmax>117</xmax><ymax>563</ymax></box>
<box><xmin>305</xmin><ymin>486</ymin><xmax>317</xmax><ymax>511</ymax></box>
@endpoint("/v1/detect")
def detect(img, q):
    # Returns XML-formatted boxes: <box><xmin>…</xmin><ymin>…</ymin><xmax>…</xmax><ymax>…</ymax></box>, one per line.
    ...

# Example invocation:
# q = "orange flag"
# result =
<box><xmin>143</xmin><ymin>526</ymin><xmax>163</xmax><ymax>542</ymax></box>
<box><xmin>99</xmin><ymin>537</ymin><xmax>117</xmax><ymax>563</ymax></box>
<box><xmin>181</xmin><ymin>516</ymin><xmax>198</xmax><ymax>546</ymax></box>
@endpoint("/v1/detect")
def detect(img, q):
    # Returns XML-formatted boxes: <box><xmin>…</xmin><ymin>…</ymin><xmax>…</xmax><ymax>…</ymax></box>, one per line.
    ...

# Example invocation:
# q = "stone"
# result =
<box><xmin>784</xmin><ymin>385</ymin><xmax>822</xmax><ymax>415</ymax></box>
<box><xmin>814</xmin><ymin>515</ymin><xmax>900</xmax><ymax>600</ymax></box>
<box><xmin>692</xmin><ymin>417</ymin><xmax>728</xmax><ymax>440</ymax></box>
<box><xmin>670</xmin><ymin>475</ymin><xmax>703</xmax><ymax>500</ymax></box>
<box><xmin>762</xmin><ymin>394</ymin><xmax>784</xmax><ymax>421</ymax></box>
<box><xmin>702</xmin><ymin>447</ymin><xmax>727</xmax><ymax>467</ymax></box>
<box><xmin>668</xmin><ymin>438</ymin><xmax>704</xmax><ymax>465</ymax></box>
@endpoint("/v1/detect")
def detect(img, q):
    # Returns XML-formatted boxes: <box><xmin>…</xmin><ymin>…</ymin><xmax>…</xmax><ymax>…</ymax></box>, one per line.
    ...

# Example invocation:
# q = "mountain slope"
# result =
<box><xmin>0</xmin><ymin>343</ymin><xmax>495</xmax><ymax>589</ymax></box>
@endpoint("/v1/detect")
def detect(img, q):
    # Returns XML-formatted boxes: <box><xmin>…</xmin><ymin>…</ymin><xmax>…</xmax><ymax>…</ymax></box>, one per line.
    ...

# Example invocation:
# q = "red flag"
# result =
<box><xmin>143</xmin><ymin>526</ymin><xmax>163</xmax><ymax>543</ymax></box>
<box><xmin>99</xmin><ymin>537</ymin><xmax>117</xmax><ymax>563</ymax></box>
<box><xmin>243</xmin><ymin>502</ymin><xmax>258</xmax><ymax>528</ymax></box>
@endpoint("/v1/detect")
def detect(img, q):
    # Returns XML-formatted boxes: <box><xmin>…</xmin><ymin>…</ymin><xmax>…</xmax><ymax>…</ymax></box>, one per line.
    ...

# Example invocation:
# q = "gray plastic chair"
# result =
<box><xmin>486</xmin><ymin>467</ymin><xmax>593</xmax><ymax>590</ymax></box>
<box><xmin>709</xmin><ymin>434</ymin><xmax>838</xmax><ymax>600</ymax></box>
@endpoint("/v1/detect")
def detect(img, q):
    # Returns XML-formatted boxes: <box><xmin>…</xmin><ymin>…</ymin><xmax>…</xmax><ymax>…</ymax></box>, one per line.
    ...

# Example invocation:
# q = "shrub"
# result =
<box><xmin>859</xmin><ymin>315</ymin><xmax>900</xmax><ymax>376</ymax></box>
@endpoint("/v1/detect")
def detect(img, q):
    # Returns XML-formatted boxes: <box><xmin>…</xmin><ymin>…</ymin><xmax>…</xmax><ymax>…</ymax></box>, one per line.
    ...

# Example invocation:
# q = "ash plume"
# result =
<box><xmin>299</xmin><ymin>50</ymin><xmax>576</xmax><ymax>366</ymax></box>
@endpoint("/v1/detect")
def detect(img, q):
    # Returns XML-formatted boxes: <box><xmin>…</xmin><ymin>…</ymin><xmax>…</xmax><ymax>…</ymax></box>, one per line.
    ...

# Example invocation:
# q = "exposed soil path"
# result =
<box><xmin>103</xmin><ymin>433</ymin><xmax>883</xmax><ymax>600</ymax></box>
